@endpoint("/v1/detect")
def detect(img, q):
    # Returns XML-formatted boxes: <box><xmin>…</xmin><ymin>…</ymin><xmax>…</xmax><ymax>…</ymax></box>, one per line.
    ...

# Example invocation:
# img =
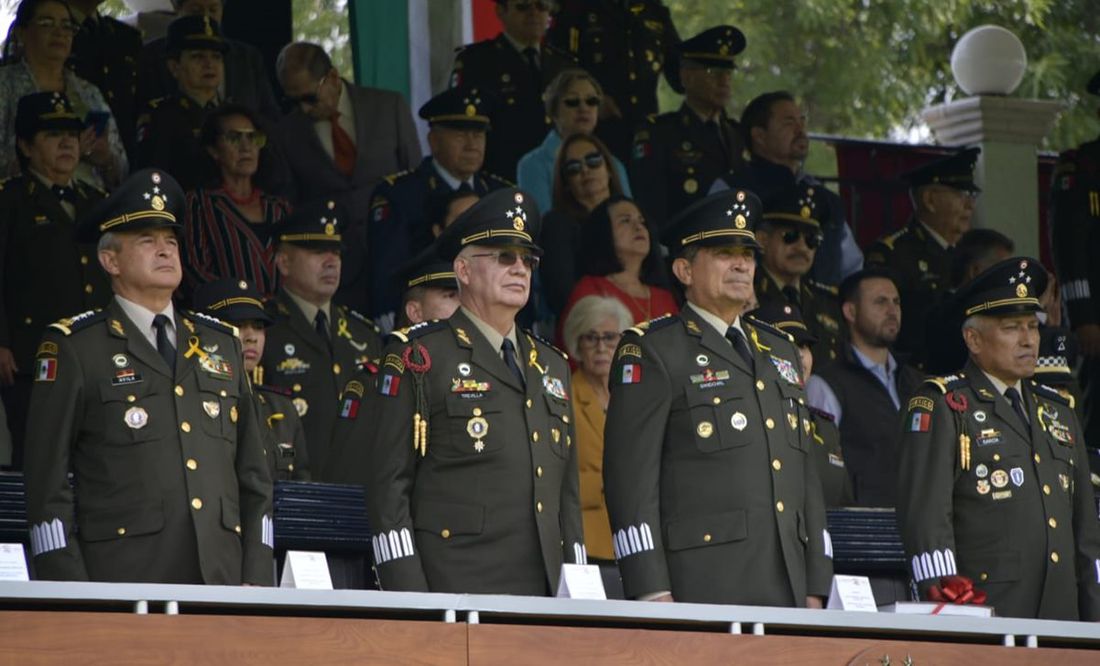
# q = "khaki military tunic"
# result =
<box><xmin>604</xmin><ymin>308</ymin><xmax>833</xmax><ymax>604</ymax></box>
<box><xmin>23</xmin><ymin>300</ymin><xmax>273</xmax><ymax>584</ymax></box>
<box><xmin>808</xmin><ymin>407</ymin><xmax>854</xmax><ymax>508</ymax></box>
<box><xmin>363</xmin><ymin>309</ymin><xmax>585</xmax><ymax>594</ymax></box>
<box><xmin>254</xmin><ymin>383</ymin><xmax>310</xmax><ymax>481</ymax></box>
<box><xmin>897</xmin><ymin>361</ymin><xmax>1100</xmax><ymax>620</ymax></box>
<box><xmin>318</xmin><ymin>365</ymin><xmax>378</xmax><ymax>484</ymax></box>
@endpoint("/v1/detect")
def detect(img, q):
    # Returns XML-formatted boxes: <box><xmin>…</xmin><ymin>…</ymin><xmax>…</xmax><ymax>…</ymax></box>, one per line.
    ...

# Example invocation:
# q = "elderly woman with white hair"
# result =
<box><xmin>562</xmin><ymin>294</ymin><xmax>633</xmax><ymax>598</ymax></box>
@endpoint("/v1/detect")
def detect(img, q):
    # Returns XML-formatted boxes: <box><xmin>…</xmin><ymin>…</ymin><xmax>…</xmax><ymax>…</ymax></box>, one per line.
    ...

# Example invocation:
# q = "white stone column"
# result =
<box><xmin>921</xmin><ymin>97</ymin><xmax>1063</xmax><ymax>257</ymax></box>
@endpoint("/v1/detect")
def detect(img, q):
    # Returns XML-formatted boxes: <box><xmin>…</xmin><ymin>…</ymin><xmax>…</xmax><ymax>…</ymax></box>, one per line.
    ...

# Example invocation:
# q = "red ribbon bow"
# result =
<box><xmin>945</xmin><ymin>391</ymin><xmax>969</xmax><ymax>413</ymax></box>
<box><xmin>927</xmin><ymin>575</ymin><xmax>987</xmax><ymax>611</ymax></box>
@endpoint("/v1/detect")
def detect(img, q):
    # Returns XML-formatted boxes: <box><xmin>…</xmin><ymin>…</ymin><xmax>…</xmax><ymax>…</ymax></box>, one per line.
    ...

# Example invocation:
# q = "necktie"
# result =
<box><xmin>1004</xmin><ymin>387</ymin><xmax>1029</xmax><ymax>429</ymax></box>
<box><xmin>314</xmin><ymin>310</ymin><xmax>332</xmax><ymax>353</ymax></box>
<box><xmin>522</xmin><ymin>47</ymin><xmax>540</xmax><ymax>76</ymax></box>
<box><xmin>725</xmin><ymin>326</ymin><xmax>754</xmax><ymax>370</ymax></box>
<box><xmin>330</xmin><ymin>112</ymin><xmax>357</xmax><ymax>177</ymax></box>
<box><xmin>457</xmin><ymin>181</ymin><xmax>473</xmax><ymax>194</ymax></box>
<box><xmin>710</xmin><ymin>119</ymin><xmax>729</xmax><ymax>162</ymax></box>
<box><xmin>153</xmin><ymin>314</ymin><xmax>175</xmax><ymax>372</ymax></box>
<box><xmin>781</xmin><ymin>285</ymin><xmax>800</xmax><ymax>306</ymax></box>
<box><xmin>501</xmin><ymin>338</ymin><xmax>525</xmax><ymax>387</ymax></box>
<box><xmin>51</xmin><ymin>185</ymin><xmax>75</xmax><ymax>204</ymax></box>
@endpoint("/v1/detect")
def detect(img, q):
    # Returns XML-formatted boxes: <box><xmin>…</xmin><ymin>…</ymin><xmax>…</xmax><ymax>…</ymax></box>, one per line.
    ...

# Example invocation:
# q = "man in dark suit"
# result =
<box><xmin>450</xmin><ymin>0</ymin><xmax>575</xmax><ymax>181</ymax></box>
<box><xmin>23</xmin><ymin>169</ymin><xmax>273</xmax><ymax>585</ymax></box>
<box><xmin>136</xmin><ymin>0</ymin><xmax>281</xmax><ymax>124</ymax></box>
<box><xmin>366</xmin><ymin>87</ymin><xmax>510</xmax><ymax>327</ymax></box>
<box><xmin>274</xmin><ymin>41</ymin><xmax>422</xmax><ymax>313</ymax></box>
<box><xmin>898</xmin><ymin>257</ymin><xmax>1100</xmax><ymax>620</ymax></box>
<box><xmin>603</xmin><ymin>189</ymin><xmax>832</xmax><ymax>606</ymax></box>
<box><xmin>362</xmin><ymin>187</ymin><xmax>585</xmax><ymax>594</ymax></box>
<box><xmin>0</xmin><ymin>92</ymin><xmax>110</xmax><ymax>469</ymax></box>
<box><xmin>259</xmin><ymin>200</ymin><xmax>382</xmax><ymax>476</ymax></box>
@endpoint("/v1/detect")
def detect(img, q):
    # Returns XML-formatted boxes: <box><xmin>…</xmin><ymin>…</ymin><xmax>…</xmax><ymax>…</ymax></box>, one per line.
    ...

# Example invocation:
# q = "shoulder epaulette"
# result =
<box><xmin>1031</xmin><ymin>380</ymin><xmax>1075</xmax><ymax>409</ymax></box>
<box><xmin>526</xmin><ymin>330</ymin><xmax>568</xmax><ymax>360</ymax></box>
<box><xmin>743</xmin><ymin>315</ymin><xmax>795</xmax><ymax>344</ymax></box>
<box><xmin>484</xmin><ymin>171</ymin><xmax>515</xmax><ymax>187</ymax></box>
<box><xmin>147</xmin><ymin>96</ymin><xmax>167</xmax><ymax>109</ymax></box>
<box><xmin>48</xmin><ymin>309</ymin><xmax>106</xmax><ymax>336</ymax></box>
<box><xmin>923</xmin><ymin>373</ymin><xmax>968</xmax><ymax>394</ymax></box>
<box><xmin>0</xmin><ymin>174</ymin><xmax>22</xmax><ymax>192</ymax></box>
<box><xmin>186</xmin><ymin>310</ymin><xmax>239</xmax><ymax>338</ymax></box>
<box><xmin>345</xmin><ymin>308</ymin><xmax>381</xmax><ymax>334</ymax></box>
<box><xmin>807</xmin><ymin>279</ymin><xmax>839</xmax><ymax>296</ymax></box>
<box><xmin>878</xmin><ymin>227</ymin><xmax>909</xmax><ymax>251</ymax></box>
<box><xmin>625</xmin><ymin>313</ymin><xmax>677</xmax><ymax>337</ymax></box>
<box><xmin>808</xmin><ymin>405</ymin><xmax>836</xmax><ymax>423</ymax></box>
<box><xmin>389</xmin><ymin>319</ymin><xmax>447</xmax><ymax>343</ymax></box>
<box><xmin>74</xmin><ymin>179</ymin><xmax>107</xmax><ymax>198</ymax></box>
<box><xmin>255</xmin><ymin>383</ymin><xmax>293</xmax><ymax>397</ymax></box>
<box><xmin>381</xmin><ymin>169</ymin><xmax>410</xmax><ymax>186</ymax></box>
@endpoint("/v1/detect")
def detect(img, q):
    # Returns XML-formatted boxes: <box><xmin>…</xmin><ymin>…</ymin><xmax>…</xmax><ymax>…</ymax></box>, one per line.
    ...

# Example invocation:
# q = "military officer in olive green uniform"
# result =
<box><xmin>755</xmin><ymin>184</ymin><xmax>844</xmax><ymax>363</ymax></box>
<box><xmin>604</xmin><ymin>189</ymin><xmax>833</xmax><ymax>606</ymax></box>
<box><xmin>363</xmin><ymin>187</ymin><xmax>585</xmax><ymax>595</ymax></box>
<box><xmin>751</xmin><ymin>301</ymin><xmax>853</xmax><ymax>507</ymax></box>
<box><xmin>194</xmin><ymin>277</ymin><xmax>309</xmax><ymax>481</ymax></box>
<box><xmin>865</xmin><ymin>148</ymin><xmax>980</xmax><ymax>365</ymax></box>
<box><xmin>898</xmin><ymin>257</ymin><xmax>1100</xmax><ymax>620</ymax></box>
<box><xmin>23</xmin><ymin>169</ymin><xmax>273</xmax><ymax>584</ymax></box>
<box><xmin>0</xmin><ymin>92</ymin><xmax>111</xmax><ymax>468</ymax></box>
<box><xmin>260</xmin><ymin>200</ymin><xmax>382</xmax><ymax>477</ymax></box>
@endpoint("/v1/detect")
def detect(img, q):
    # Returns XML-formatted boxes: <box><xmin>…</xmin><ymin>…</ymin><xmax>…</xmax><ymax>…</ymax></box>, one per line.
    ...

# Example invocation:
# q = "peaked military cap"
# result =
<box><xmin>677</xmin><ymin>25</ymin><xmax>746</xmax><ymax>69</ymax></box>
<box><xmin>15</xmin><ymin>92</ymin><xmax>84</xmax><ymax>139</ymax></box>
<box><xmin>1088</xmin><ymin>69</ymin><xmax>1100</xmax><ymax>96</ymax></box>
<box><xmin>661</xmin><ymin>189</ymin><xmax>762</xmax><ymax>253</ymax></box>
<box><xmin>750</xmin><ymin>301</ymin><xmax>818</xmax><ymax>346</ymax></box>
<box><xmin>78</xmin><ymin>169</ymin><xmax>183</xmax><ymax>241</ymax></box>
<box><xmin>419</xmin><ymin>87</ymin><xmax>493</xmax><ymax>131</ymax></box>
<box><xmin>400</xmin><ymin>242</ymin><xmax>458</xmax><ymax>293</ymax></box>
<box><xmin>192</xmin><ymin>278</ymin><xmax>273</xmax><ymax>326</ymax></box>
<box><xmin>761</xmin><ymin>184</ymin><xmax>824</xmax><ymax>230</ymax></box>
<box><xmin>902</xmin><ymin>147</ymin><xmax>981</xmax><ymax>193</ymax></box>
<box><xmin>1035</xmin><ymin>329</ymin><xmax>1074</xmax><ymax>384</ymax></box>
<box><xmin>166</xmin><ymin>15</ymin><xmax>229</xmax><ymax>56</ymax></box>
<box><xmin>436</xmin><ymin>187</ymin><xmax>541</xmax><ymax>261</ymax></box>
<box><xmin>955</xmin><ymin>256</ymin><xmax>1047</xmax><ymax>319</ymax></box>
<box><xmin>276</xmin><ymin>199</ymin><xmax>343</xmax><ymax>249</ymax></box>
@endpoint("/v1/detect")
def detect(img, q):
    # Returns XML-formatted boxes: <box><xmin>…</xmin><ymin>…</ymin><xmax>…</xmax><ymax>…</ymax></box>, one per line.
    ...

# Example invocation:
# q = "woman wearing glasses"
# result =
<box><xmin>561</xmin><ymin>294</ymin><xmax>633</xmax><ymax>598</ymax></box>
<box><xmin>183</xmin><ymin>104</ymin><xmax>291</xmax><ymax>300</ymax></box>
<box><xmin>0</xmin><ymin>0</ymin><xmax>128</xmax><ymax>187</ymax></box>
<box><xmin>517</xmin><ymin>69</ymin><xmax>631</xmax><ymax>214</ymax></box>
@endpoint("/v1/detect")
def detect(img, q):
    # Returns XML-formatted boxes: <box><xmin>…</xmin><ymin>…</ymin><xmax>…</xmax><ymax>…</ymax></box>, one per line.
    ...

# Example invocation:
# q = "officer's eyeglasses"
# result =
<box><xmin>781</xmin><ymin>228</ymin><xmax>823</xmax><ymax>250</ymax></box>
<box><xmin>512</xmin><ymin>1</ymin><xmax>551</xmax><ymax>12</ymax></box>
<box><xmin>219</xmin><ymin>129</ymin><xmax>268</xmax><ymax>148</ymax></box>
<box><xmin>285</xmin><ymin>72</ymin><xmax>329</xmax><ymax>109</ymax></box>
<box><xmin>32</xmin><ymin>17</ymin><xmax>79</xmax><ymax>33</ymax></box>
<box><xmin>563</xmin><ymin>151</ymin><xmax>605</xmax><ymax>176</ymax></box>
<box><xmin>468</xmin><ymin>250</ymin><xmax>540</xmax><ymax>270</ymax></box>
<box><xmin>578</xmin><ymin>331</ymin><xmax>622</xmax><ymax>348</ymax></box>
<box><xmin>562</xmin><ymin>96</ymin><xmax>601</xmax><ymax>109</ymax></box>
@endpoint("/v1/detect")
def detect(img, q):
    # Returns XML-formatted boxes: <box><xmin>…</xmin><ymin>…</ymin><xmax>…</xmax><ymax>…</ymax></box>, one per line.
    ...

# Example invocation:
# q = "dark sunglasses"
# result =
<box><xmin>562</xmin><ymin>96</ymin><xmax>601</xmax><ymax>109</ymax></box>
<box><xmin>781</xmin><ymin>228</ymin><xmax>823</xmax><ymax>250</ymax></box>
<box><xmin>513</xmin><ymin>1</ymin><xmax>551</xmax><ymax>11</ymax></box>
<box><xmin>563</xmin><ymin>151</ymin><xmax>605</xmax><ymax>176</ymax></box>
<box><xmin>468</xmin><ymin>250</ymin><xmax>541</xmax><ymax>270</ymax></box>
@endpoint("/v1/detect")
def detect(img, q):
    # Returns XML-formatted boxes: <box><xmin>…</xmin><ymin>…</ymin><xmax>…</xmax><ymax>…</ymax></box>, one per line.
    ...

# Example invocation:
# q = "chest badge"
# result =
<box><xmin>467</xmin><ymin>416</ymin><xmax>489</xmax><ymax>452</ymax></box>
<box><xmin>730</xmin><ymin>412</ymin><xmax>747</xmax><ymax>431</ymax></box>
<box><xmin>203</xmin><ymin>400</ymin><xmax>220</xmax><ymax>418</ymax></box>
<box><xmin>124</xmin><ymin>406</ymin><xmax>148</xmax><ymax>429</ymax></box>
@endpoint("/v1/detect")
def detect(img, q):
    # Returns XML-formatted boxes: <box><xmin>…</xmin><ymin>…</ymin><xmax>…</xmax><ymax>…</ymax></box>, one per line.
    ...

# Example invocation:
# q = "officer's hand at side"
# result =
<box><xmin>805</xmin><ymin>595</ymin><xmax>824</xmax><ymax>609</ymax></box>
<box><xmin>0</xmin><ymin>347</ymin><xmax>17</xmax><ymax>386</ymax></box>
<box><xmin>79</xmin><ymin>128</ymin><xmax>111</xmax><ymax>166</ymax></box>
<box><xmin>1076</xmin><ymin>324</ymin><xmax>1100</xmax><ymax>357</ymax></box>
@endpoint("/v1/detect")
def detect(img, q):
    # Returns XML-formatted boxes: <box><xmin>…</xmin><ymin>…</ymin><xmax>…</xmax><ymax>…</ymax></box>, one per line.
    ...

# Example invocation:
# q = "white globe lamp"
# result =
<box><xmin>950</xmin><ymin>25</ymin><xmax>1028</xmax><ymax>96</ymax></box>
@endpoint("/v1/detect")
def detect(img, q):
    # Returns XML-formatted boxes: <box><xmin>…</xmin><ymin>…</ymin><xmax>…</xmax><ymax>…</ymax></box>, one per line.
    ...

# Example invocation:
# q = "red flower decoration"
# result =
<box><xmin>402</xmin><ymin>343</ymin><xmax>432</xmax><ymax>374</ymax></box>
<box><xmin>928</xmin><ymin>575</ymin><xmax>987</xmax><ymax>607</ymax></box>
<box><xmin>945</xmin><ymin>391</ymin><xmax>969</xmax><ymax>413</ymax></box>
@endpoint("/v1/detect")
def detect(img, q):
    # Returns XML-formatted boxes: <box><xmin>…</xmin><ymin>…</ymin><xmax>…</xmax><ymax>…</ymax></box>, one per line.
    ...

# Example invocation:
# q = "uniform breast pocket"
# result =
<box><xmin>195</xmin><ymin>372</ymin><xmax>241</xmax><ymax>441</ymax></box>
<box><xmin>439</xmin><ymin>394</ymin><xmax>505</xmax><ymax>458</ymax></box>
<box><xmin>541</xmin><ymin>393</ymin><xmax>573</xmax><ymax>460</ymax></box>
<box><xmin>777</xmin><ymin>382</ymin><xmax>809</xmax><ymax>454</ymax></box>
<box><xmin>99</xmin><ymin>382</ymin><xmax>169</xmax><ymax>445</ymax></box>
<box><xmin>684</xmin><ymin>388</ymin><xmax>751</xmax><ymax>454</ymax></box>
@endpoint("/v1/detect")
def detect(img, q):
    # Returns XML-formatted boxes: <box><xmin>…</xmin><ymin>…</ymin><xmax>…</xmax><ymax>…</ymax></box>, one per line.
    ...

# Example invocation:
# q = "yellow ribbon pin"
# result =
<box><xmin>183</xmin><ymin>336</ymin><xmax>208</xmax><ymax>360</ymax></box>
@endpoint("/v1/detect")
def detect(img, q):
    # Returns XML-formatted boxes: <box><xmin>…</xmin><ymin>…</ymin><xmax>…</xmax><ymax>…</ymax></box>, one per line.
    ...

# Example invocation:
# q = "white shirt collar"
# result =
<box><xmin>918</xmin><ymin>219</ymin><xmax>951</xmax><ymax>249</ymax></box>
<box><xmin>686</xmin><ymin>302</ymin><xmax>743</xmax><ymax>338</ymax></box>
<box><xmin>115</xmin><ymin>295</ymin><xmax>175</xmax><ymax>349</ymax></box>
<box><xmin>432</xmin><ymin>160</ymin><xmax>472</xmax><ymax>191</ymax></box>
<box><xmin>980</xmin><ymin>370</ymin><xmax>1022</xmax><ymax>398</ymax></box>
<box><xmin>460</xmin><ymin>306</ymin><xmax>519</xmax><ymax>360</ymax></box>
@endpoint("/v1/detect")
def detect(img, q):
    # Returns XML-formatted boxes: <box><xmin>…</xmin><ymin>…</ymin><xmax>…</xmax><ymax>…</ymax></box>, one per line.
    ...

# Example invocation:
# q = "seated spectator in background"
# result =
<box><xmin>193</xmin><ymin>278</ymin><xmax>310</xmax><ymax>481</ymax></box>
<box><xmin>184</xmin><ymin>104</ymin><xmax>291</xmax><ymax>301</ymax></box>
<box><xmin>807</xmin><ymin>268</ymin><xmax>923</xmax><ymax>508</ymax></box>
<box><xmin>754</xmin><ymin>184</ymin><xmax>844</xmax><ymax>362</ymax></box>
<box><xmin>135</xmin><ymin>15</ymin><xmax>228</xmax><ymax>192</ymax></box>
<box><xmin>275</xmin><ymin>41</ymin><xmax>422</xmax><ymax>313</ymax></box>
<box><xmin>0</xmin><ymin>0</ymin><xmax>127</xmax><ymax>187</ymax></box>
<box><xmin>66</xmin><ymin>0</ymin><xmax>143</xmax><ymax>161</ymax></box>
<box><xmin>137</xmin><ymin>0</ymin><xmax>281</xmax><ymax>124</ymax></box>
<box><xmin>540</xmin><ymin>133</ymin><xmax>624</xmax><ymax>316</ymax></box>
<box><xmin>561</xmin><ymin>294</ymin><xmax>633</xmax><ymax>599</ymax></box>
<box><xmin>425</xmin><ymin>189</ymin><xmax>480</xmax><ymax>241</ymax></box>
<box><xmin>367</xmin><ymin>88</ymin><xmax>507</xmax><ymax>328</ymax></box>
<box><xmin>561</xmin><ymin>196</ymin><xmax>677</xmax><ymax>339</ymax></box>
<box><xmin>517</xmin><ymin>68</ymin><xmax>631</xmax><ymax>213</ymax></box>
<box><xmin>0</xmin><ymin>92</ymin><xmax>110</xmax><ymax>469</ymax></box>
<box><xmin>712</xmin><ymin>90</ymin><xmax>862</xmax><ymax>285</ymax></box>
<box><xmin>750</xmin><ymin>302</ymin><xmax>853</xmax><ymax>508</ymax></box>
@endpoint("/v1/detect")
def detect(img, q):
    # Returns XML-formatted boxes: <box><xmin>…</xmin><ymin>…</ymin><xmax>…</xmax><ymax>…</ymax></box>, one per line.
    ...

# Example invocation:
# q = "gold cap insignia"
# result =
<box><xmin>800</xmin><ymin>206</ymin><xmax>811</xmax><ymax>218</ymax></box>
<box><xmin>465</xmin><ymin>104</ymin><xmax>477</xmax><ymax>117</ymax></box>
<box><xmin>203</xmin><ymin>16</ymin><xmax>214</xmax><ymax>36</ymax></box>
<box><xmin>151</xmin><ymin>195</ymin><xmax>165</xmax><ymax>211</ymax></box>
<box><xmin>1016</xmin><ymin>283</ymin><xmax>1028</xmax><ymax>298</ymax></box>
<box><xmin>735</xmin><ymin>214</ymin><xmax>746</xmax><ymax>229</ymax></box>
<box><xmin>238</xmin><ymin>280</ymin><xmax>248</xmax><ymax>289</ymax></box>
<box><xmin>325</xmin><ymin>223</ymin><xmax>335</xmax><ymax>236</ymax></box>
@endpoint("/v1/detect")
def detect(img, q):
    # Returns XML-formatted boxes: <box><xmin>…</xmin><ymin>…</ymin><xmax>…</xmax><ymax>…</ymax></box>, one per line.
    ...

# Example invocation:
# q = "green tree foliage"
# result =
<box><xmin>664</xmin><ymin>0</ymin><xmax>1100</xmax><ymax>151</ymax></box>
<box><xmin>290</xmin><ymin>0</ymin><xmax>351</xmax><ymax>76</ymax></box>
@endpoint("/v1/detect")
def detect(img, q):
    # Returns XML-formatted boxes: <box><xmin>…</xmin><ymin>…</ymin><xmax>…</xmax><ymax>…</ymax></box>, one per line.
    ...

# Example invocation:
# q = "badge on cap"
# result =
<box><xmin>124</xmin><ymin>406</ymin><xmax>148</xmax><ymax>429</ymax></box>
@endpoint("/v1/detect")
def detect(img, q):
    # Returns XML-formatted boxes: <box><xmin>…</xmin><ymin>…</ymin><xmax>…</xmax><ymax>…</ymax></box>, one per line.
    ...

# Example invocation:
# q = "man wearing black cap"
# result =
<box><xmin>754</xmin><ymin>184</ymin><xmax>844</xmax><ymax>363</ymax></box>
<box><xmin>194</xmin><ymin>277</ymin><xmax>309</xmax><ymax>481</ymax></box>
<box><xmin>1050</xmin><ymin>69</ymin><xmax>1100</xmax><ymax>451</ymax></box>
<box><xmin>449</xmin><ymin>0</ymin><xmax>576</xmax><ymax>181</ymax></box>
<box><xmin>0</xmin><ymin>92</ymin><xmax>111</xmax><ymax>468</ymax></box>
<box><xmin>865</xmin><ymin>147</ymin><xmax>981</xmax><ymax>365</ymax></box>
<box><xmin>135</xmin><ymin>15</ymin><xmax>229</xmax><ymax>191</ymax></box>
<box><xmin>630</xmin><ymin>26</ymin><xmax>748</xmax><ymax>227</ymax></box>
<box><xmin>260</xmin><ymin>200</ymin><xmax>381</xmax><ymax>476</ymax></box>
<box><xmin>367</xmin><ymin>87</ymin><xmax>510</xmax><ymax>327</ymax></box>
<box><xmin>604</xmin><ymin>189</ymin><xmax>832</xmax><ymax>606</ymax></box>
<box><xmin>23</xmin><ymin>169</ymin><xmax>273</xmax><ymax>585</ymax></box>
<box><xmin>362</xmin><ymin>187</ymin><xmax>584</xmax><ymax>595</ymax></box>
<box><xmin>898</xmin><ymin>257</ymin><xmax>1100</xmax><ymax>620</ymax></box>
